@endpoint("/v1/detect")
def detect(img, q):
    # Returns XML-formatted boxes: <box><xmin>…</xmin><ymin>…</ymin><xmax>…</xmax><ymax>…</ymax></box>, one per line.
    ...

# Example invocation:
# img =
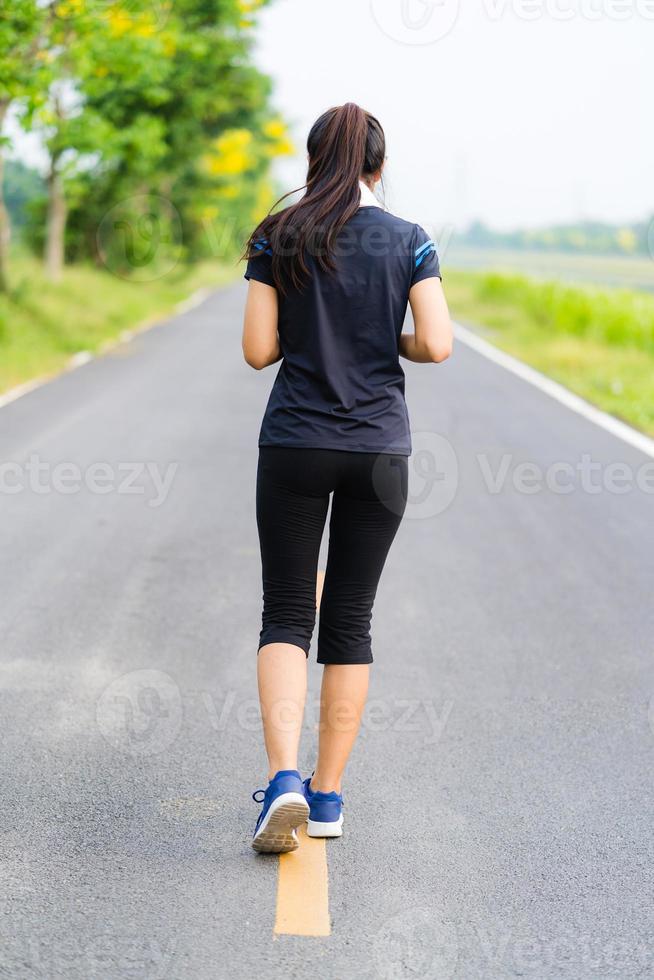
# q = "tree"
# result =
<box><xmin>11</xmin><ymin>0</ymin><xmax>289</xmax><ymax>277</ymax></box>
<box><xmin>67</xmin><ymin>0</ymin><xmax>289</xmax><ymax>268</ymax></box>
<box><xmin>0</xmin><ymin>0</ymin><xmax>49</xmax><ymax>290</ymax></box>
<box><xmin>34</xmin><ymin>0</ymin><xmax>111</xmax><ymax>280</ymax></box>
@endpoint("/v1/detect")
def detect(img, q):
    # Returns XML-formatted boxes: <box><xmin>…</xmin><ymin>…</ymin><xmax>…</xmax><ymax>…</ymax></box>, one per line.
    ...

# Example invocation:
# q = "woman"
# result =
<box><xmin>243</xmin><ymin>103</ymin><xmax>452</xmax><ymax>853</ymax></box>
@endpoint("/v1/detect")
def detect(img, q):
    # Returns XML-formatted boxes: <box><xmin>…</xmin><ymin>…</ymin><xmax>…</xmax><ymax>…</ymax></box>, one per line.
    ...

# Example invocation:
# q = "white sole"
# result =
<box><xmin>252</xmin><ymin>792</ymin><xmax>310</xmax><ymax>854</ymax></box>
<box><xmin>307</xmin><ymin>815</ymin><xmax>344</xmax><ymax>838</ymax></box>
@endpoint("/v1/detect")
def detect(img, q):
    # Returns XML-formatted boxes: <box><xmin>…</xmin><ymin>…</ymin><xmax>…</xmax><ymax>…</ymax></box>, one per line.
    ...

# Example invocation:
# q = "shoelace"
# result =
<box><xmin>252</xmin><ymin>789</ymin><xmax>266</xmax><ymax>803</ymax></box>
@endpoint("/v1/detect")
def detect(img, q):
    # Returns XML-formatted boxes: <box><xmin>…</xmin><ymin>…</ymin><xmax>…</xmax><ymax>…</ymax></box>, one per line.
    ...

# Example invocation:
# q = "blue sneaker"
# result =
<box><xmin>252</xmin><ymin>770</ymin><xmax>309</xmax><ymax>853</ymax></box>
<box><xmin>303</xmin><ymin>777</ymin><xmax>344</xmax><ymax>838</ymax></box>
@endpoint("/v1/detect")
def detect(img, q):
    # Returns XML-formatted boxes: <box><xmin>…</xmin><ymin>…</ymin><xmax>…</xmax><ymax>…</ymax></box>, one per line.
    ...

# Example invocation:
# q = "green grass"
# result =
<box><xmin>445</xmin><ymin>245</ymin><xmax>654</xmax><ymax>293</ymax></box>
<box><xmin>445</xmin><ymin>270</ymin><xmax>654</xmax><ymax>436</ymax></box>
<box><xmin>0</xmin><ymin>255</ymin><xmax>238</xmax><ymax>395</ymax></box>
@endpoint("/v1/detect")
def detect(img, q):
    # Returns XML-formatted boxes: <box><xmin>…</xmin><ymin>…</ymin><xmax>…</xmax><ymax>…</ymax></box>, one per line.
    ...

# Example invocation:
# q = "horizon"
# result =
<box><xmin>253</xmin><ymin>0</ymin><xmax>653</xmax><ymax>232</ymax></box>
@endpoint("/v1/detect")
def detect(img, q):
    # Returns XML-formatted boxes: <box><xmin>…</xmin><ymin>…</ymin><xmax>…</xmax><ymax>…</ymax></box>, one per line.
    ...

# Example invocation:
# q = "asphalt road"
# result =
<box><xmin>1</xmin><ymin>281</ymin><xmax>653</xmax><ymax>979</ymax></box>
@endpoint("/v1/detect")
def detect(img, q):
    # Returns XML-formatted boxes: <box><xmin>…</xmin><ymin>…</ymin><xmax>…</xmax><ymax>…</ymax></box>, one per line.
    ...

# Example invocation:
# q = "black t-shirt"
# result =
<box><xmin>244</xmin><ymin>207</ymin><xmax>441</xmax><ymax>455</ymax></box>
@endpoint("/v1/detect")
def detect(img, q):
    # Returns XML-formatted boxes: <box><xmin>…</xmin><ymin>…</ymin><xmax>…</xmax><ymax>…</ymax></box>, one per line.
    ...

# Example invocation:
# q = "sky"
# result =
<box><xmin>9</xmin><ymin>0</ymin><xmax>653</xmax><ymax>234</ymax></box>
<box><xmin>253</xmin><ymin>0</ymin><xmax>654</xmax><ymax>232</ymax></box>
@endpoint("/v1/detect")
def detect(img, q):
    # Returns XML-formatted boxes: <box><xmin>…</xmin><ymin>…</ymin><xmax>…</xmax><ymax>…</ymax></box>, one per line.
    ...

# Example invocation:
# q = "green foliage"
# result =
<box><xmin>0</xmin><ymin>252</ymin><xmax>236</xmax><ymax>391</ymax></box>
<box><xmin>445</xmin><ymin>269</ymin><xmax>654</xmax><ymax>435</ymax></box>
<box><xmin>2</xmin><ymin>0</ymin><xmax>289</xmax><ymax>272</ymax></box>
<box><xmin>2</xmin><ymin>159</ymin><xmax>44</xmax><ymax>227</ymax></box>
<box><xmin>471</xmin><ymin>272</ymin><xmax>654</xmax><ymax>353</ymax></box>
<box><xmin>461</xmin><ymin>219</ymin><xmax>654</xmax><ymax>257</ymax></box>
<box><xmin>0</xmin><ymin>0</ymin><xmax>50</xmax><ymax>106</ymax></box>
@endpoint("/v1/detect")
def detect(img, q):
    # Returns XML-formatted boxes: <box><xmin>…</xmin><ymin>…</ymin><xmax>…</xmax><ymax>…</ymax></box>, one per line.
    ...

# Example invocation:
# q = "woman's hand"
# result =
<box><xmin>401</xmin><ymin>278</ymin><xmax>453</xmax><ymax>363</ymax></box>
<box><xmin>242</xmin><ymin>280</ymin><xmax>282</xmax><ymax>369</ymax></box>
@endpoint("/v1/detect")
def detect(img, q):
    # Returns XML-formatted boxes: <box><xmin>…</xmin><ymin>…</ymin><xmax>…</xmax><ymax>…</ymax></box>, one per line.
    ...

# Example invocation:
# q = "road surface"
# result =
<box><xmin>0</xmin><ymin>282</ymin><xmax>653</xmax><ymax>979</ymax></box>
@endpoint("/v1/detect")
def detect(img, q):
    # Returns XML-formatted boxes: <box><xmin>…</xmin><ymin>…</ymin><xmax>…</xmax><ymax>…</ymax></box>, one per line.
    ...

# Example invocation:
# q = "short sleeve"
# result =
<box><xmin>244</xmin><ymin>238</ymin><xmax>275</xmax><ymax>288</ymax></box>
<box><xmin>411</xmin><ymin>225</ymin><xmax>441</xmax><ymax>286</ymax></box>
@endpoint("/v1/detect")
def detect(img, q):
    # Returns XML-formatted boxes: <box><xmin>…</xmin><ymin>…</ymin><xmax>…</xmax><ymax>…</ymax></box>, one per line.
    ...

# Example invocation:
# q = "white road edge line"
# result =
<box><xmin>0</xmin><ymin>286</ymin><xmax>213</xmax><ymax>412</ymax></box>
<box><xmin>2</xmin><ymin>297</ymin><xmax>652</xmax><ymax>463</ymax></box>
<box><xmin>453</xmin><ymin>321</ymin><xmax>654</xmax><ymax>460</ymax></box>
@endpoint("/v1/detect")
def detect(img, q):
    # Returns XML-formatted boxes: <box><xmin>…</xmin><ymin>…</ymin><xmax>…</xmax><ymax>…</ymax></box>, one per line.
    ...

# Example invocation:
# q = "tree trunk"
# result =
<box><xmin>44</xmin><ymin>157</ymin><xmax>67</xmax><ymax>282</ymax></box>
<box><xmin>0</xmin><ymin>101</ymin><xmax>11</xmax><ymax>293</ymax></box>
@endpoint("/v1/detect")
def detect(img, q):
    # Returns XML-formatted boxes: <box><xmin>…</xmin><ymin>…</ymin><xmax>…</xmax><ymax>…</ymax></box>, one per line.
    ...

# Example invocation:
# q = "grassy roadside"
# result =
<box><xmin>445</xmin><ymin>270</ymin><xmax>654</xmax><ymax>437</ymax></box>
<box><xmin>0</xmin><ymin>255</ymin><xmax>238</xmax><ymax>396</ymax></box>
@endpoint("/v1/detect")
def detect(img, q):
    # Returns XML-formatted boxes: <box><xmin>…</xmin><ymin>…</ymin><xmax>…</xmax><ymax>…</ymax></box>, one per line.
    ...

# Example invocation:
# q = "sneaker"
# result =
<box><xmin>252</xmin><ymin>770</ymin><xmax>309</xmax><ymax>853</ymax></box>
<box><xmin>303</xmin><ymin>777</ymin><xmax>344</xmax><ymax>838</ymax></box>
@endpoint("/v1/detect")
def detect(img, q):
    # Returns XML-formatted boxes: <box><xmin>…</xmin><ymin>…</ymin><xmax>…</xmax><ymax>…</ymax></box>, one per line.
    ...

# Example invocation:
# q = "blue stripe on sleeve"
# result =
<box><xmin>415</xmin><ymin>244</ymin><xmax>437</xmax><ymax>269</ymax></box>
<box><xmin>415</xmin><ymin>239</ymin><xmax>435</xmax><ymax>259</ymax></box>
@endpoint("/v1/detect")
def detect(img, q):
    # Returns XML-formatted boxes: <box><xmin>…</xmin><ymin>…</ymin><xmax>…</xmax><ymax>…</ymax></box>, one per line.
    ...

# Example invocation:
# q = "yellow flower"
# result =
<box><xmin>133</xmin><ymin>20</ymin><xmax>156</xmax><ymax>38</ymax></box>
<box><xmin>205</xmin><ymin>129</ymin><xmax>254</xmax><ymax>177</ymax></box>
<box><xmin>106</xmin><ymin>7</ymin><xmax>156</xmax><ymax>39</ymax></box>
<box><xmin>106</xmin><ymin>8</ymin><xmax>132</xmax><ymax>37</ymax></box>
<box><xmin>58</xmin><ymin>0</ymin><xmax>85</xmax><ymax>17</ymax></box>
<box><xmin>262</xmin><ymin>118</ymin><xmax>295</xmax><ymax>158</ymax></box>
<box><xmin>263</xmin><ymin>118</ymin><xmax>286</xmax><ymax>140</ymax></box>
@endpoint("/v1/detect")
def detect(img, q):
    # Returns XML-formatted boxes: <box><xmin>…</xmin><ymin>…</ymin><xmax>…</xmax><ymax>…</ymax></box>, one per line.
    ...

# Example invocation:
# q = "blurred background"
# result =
<box><xmin>1</xmin><ymin>0</ymin><xmax>652</xmax><ymax>431</ymax></box>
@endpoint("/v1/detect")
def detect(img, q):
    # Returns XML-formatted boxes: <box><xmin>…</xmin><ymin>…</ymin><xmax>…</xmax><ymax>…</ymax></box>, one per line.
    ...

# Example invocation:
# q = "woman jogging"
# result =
<box><xmin>242</xmin><ymin>103</ymin><xmax>453</xmax><ymax>853</ymax></box>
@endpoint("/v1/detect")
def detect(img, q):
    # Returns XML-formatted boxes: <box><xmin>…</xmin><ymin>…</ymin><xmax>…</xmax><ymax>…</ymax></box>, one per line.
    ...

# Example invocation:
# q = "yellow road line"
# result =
<box><xmin>274</xmin><ymin>824</ymin><xmax>330</xmax><ymax>936</ymax></box>
<box><xmin>273</xmin><ymin>567</ymin><xmax>331</xmax><ymax>937</ymax></box>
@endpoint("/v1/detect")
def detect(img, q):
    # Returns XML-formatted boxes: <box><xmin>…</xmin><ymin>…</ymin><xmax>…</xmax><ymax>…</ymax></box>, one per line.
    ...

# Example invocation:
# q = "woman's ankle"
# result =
<box><xmin>267</xmin><ymin>763</ymin><xmax>299</xmax><ymax>781</ymax></box>
<box><xmin>310</xmin><ymin>772</ymin><xmax>342</xmax><ymax>794</ymax></box>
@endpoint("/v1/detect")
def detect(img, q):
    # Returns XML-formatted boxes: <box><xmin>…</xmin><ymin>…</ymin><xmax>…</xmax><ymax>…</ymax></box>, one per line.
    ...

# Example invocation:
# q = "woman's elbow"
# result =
<box><xmin>242</xmin><ymin>342</ymin><xmax>272</xmax><ymax>370</ymax></box>
<box><xmin>428</xmin><ymin>340</ymin><xmax>453</xmax><ymax>363</ymax></box>
<box><xmin>243</xmin><ymin>350</ymin><xmax>267</xmax><ymax>370</ymax></box>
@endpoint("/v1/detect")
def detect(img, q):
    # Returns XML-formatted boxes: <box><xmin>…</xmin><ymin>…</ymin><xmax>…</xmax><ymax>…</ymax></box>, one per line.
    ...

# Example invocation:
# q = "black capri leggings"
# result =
<box><xmin>256</xmin><ymin>447</ymin><xmax>408</xmax><ymax>665</ymax></box>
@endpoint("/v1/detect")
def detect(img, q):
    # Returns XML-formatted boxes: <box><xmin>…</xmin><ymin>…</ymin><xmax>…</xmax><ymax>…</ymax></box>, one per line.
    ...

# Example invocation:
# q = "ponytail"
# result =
<box><xmin>245</xmin><ymin>103</ymin><xmax>386</xmax><ymax>293</ymax></box>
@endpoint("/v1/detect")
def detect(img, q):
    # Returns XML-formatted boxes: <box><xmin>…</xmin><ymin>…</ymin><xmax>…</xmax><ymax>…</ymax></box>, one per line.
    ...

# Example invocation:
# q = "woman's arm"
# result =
<box><xmin>400</xmin><ymin>277</ymin><xmax>453</xmax><ymax>363</ymax></box>
<box><xmin>242</xmin><ymin>280</ymin><xmax>282</xmax><ymax>370</ymax></box>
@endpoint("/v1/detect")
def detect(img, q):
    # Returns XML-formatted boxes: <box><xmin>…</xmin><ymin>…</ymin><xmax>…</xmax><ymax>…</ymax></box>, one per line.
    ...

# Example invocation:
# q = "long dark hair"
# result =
<box><xmin>245</xmin><ymin>103</ymin><xmax>386</xmax><ymax>292</ymax></box>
